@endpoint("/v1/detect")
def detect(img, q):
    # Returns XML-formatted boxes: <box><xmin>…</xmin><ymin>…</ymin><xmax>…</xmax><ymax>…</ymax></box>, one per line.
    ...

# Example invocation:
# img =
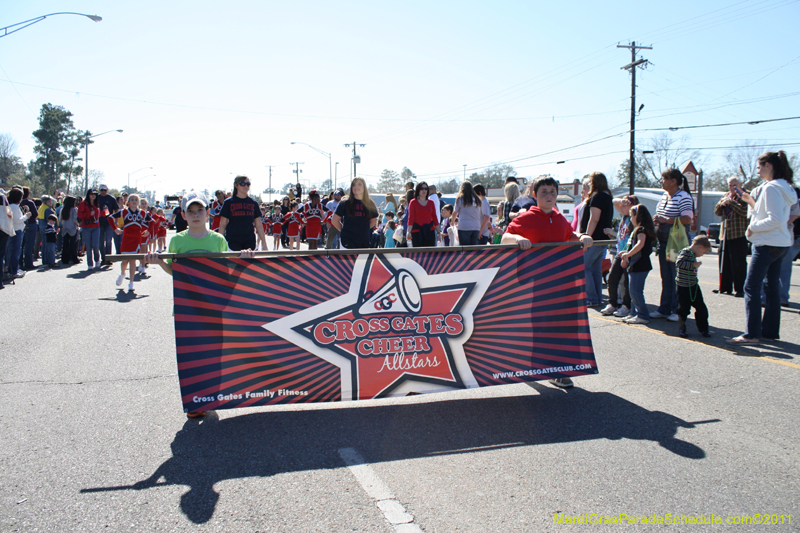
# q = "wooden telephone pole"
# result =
<box><xmin>618</xmin><ymin>41</ymin><xmax>651</xmax><ymax>195</ymax></box>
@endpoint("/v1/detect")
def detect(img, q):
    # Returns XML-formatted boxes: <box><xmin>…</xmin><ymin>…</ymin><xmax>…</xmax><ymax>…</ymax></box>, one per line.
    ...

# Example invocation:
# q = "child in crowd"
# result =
<box><xmin>284</xmin><ymin>202</ymin><xmax>303</xmax><ymax>251</ymax></box>
<box><xmin>148</xmin><ymin>207</ymin><xmax>160</xmax><ymax>254</ymax></box>
<box><xmin>43</xmin><ymin>214</ymin><xmax>58</xmax><ymax>267</ymax></box>
<box><xmin>261</xmin><ymin>206</ymin><xmax>271</xmax><ymax>247</ymax></box>
<box><xmin>156</xmin><ymin>208</ymin><xmax>168</xmax><ymax>252</ymax></box>
<box><xmin>145</xmin><ymin>192</ymin><xmax>253</xmax><ymax>419</ymax></box>
<box><xmin>110</xmin><ymin>194</ymin><xmax>151</xmax><ymax>292</ymax></box>
<box><xmin>501</xmin><ymin>176</ymin><xmax>593</xmax><ymax>389</ymax></box>
<box><xmin>618</xmin><ymin>205</ymin><xmax>655</xmax><ymax>325</ymax></box>
<box><xmin>676</xmin><ymin>235</ymin><xmax>712</xmax><ymax>338</ymax></box>
<box><xmin>384</xmin><ymin>220</ymin><xmax>397</xmax><ymax>248</ymax></box>
<box><xmin>441</xmin><ymin>204</ymin><xmax>453</xmax><ymax>246</ymax></box>
<box><xmin>270</xmin><ymin>207</ymin><xmax>283</xmax><ymax>250</ymax></box>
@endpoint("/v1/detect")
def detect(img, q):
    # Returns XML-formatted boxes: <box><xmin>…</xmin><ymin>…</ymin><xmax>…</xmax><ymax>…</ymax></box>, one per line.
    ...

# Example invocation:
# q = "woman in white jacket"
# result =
<box><xmin>4</xmin><ymin>188</ymin><xmax>31</xmax><ymax>281</ymax></box>
<box><xmin>729</xmin><ymin>150</ymin><xmax>798</xmax><ymax>344</ymax></box>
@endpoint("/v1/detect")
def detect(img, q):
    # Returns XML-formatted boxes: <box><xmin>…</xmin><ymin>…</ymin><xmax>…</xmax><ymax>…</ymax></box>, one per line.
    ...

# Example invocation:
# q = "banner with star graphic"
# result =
<box><xmin>172</xmin><ymin>245</ymin><xmax>598</xmax><ymax>413</ymax></box>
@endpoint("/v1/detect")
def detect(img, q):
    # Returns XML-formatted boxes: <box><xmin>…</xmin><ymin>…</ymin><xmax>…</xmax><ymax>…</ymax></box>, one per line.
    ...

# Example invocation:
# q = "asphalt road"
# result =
<box><xmin>1</xmin><ymin>236</ymin><xmax>799</xmax><ymax>532</ymax></box>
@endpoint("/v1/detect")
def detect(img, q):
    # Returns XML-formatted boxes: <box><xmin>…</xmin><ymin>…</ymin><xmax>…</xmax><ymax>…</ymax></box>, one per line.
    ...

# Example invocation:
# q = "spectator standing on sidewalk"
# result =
<box><xmin>777</xmin><ymin>184</ymin><xmax>800</xmax><ymax>306</ymax></box>
<box><xmin>713</xmin><ymin>176</ymin><xmax>749</xmax><ymax>297</ymax></box>
<box><xmin>601</xmin><ymin>194</ymin><xmax>639</xmax><ymax>317</ymax></box>
<box><xmin>578</xmin><ymin>171</ymin><xmax>614</xmax><ymax>308</ymax></box>
<box><xmin>652</xmin><ymin>169</ymin><xmax>695</xmax><ymax>322</ymax></box>
<box><xmin>97</xmin><ymin>184</ymin><xmax>117</xmax><ymax>265</ymax></box>
<box><xmin>729</xmin><ymin>151</ymin><xmax>797</xmax><ymax>344</ymax></box>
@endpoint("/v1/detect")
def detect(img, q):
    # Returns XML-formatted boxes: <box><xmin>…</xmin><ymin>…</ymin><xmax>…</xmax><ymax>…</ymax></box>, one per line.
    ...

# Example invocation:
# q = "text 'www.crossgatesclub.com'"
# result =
<box><xmin>492</xmin><ymin>364</ymin><xmax>593</xmax><ymax>379</ymax></box>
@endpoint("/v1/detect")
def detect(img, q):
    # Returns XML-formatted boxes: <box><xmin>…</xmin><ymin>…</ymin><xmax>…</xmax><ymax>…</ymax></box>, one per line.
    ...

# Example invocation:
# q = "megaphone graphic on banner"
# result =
<box><xmin>358</xmin><ymin>269</ymin><xmax>422</xmax><ymax>316</ymax></box>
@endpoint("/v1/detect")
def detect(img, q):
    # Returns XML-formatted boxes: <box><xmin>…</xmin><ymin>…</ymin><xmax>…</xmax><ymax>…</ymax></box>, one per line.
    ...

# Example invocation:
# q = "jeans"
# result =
<box><xmin>744</xmin><ymin>245</ymin><xmax>788</xmax><ymax>339</ymax></box>
<box><xmin>326</xmin><ymin>226</ymin><xmax>340</xmax><ymax>249</ymax></box>
<box><xmin>657</xmin><ymin>241</ymin><xmax>678</xmax><ymax>315</ymax></box>
<box><xmin>0</xmin><ymin>230</ymin><xmax>8</xmax><ymax>286</ymax></box>
<box><xmin>457</xmin><ymin>230</ymin><xmax>479</xmax><ymax>246</ymax></box>
<box><xmin>43</xmin><ymin>242</ymin><xmax>56</xmax><ymax>265</ymax></box>
<box><xmin>113</xmin><ymin>232</ymin><xmax>122</xmax><ymax>254</ymax></box>
<box><xmin>583</xmin><ymin>245</ymin><xmax>605</xmax><ymax>305</ymax></box>
<box><xmin>7</xmin><ymin>229</ymin><xmax>22</xmax><ymax>276</ymax></box>
<box><xmin>606</xmin><ymin>254</ymin><xmax>630</xmax><ymax>308</ymax></box>
<box><xmin>81</xmin><ymin>226</ymin><xmax>101</xmax><ymax>267</ymax></box>
<box><xmin>37</xmin><ymin>219</ymin><xmax>47</xmax><ymax>258</ymax></box>
<box><xmin>778</xmin><ymin>237</ymin><xmax>800</xmax><ymax>303</ymax></box>
<box><xmin>99</xmin><ymin>224</ymin><xmax>114</xmax><ymax>261</ymax></box>
<box><xmin>21</xmin><ymin>223</ymin><xmax>37</xmax><ymax>269</ymax></box>
<box><xmin>628</xmin><ymin>271</ymin><xmax>650</xmax><ymax>319</ymax></box>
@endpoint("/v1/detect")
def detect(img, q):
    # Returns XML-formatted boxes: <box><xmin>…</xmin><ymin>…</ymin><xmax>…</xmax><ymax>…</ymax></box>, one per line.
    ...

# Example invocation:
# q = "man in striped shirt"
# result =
<box><xmin>675</xmin><ymin>235</ymin><xmax>712</xmax><ymax>338</ymax></box>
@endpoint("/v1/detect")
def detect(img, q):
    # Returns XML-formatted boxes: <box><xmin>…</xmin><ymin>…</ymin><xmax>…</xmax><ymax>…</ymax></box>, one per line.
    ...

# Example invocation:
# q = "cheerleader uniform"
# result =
<box><xmin>302</xmin><ymin>202</ymin><xmax>326</xmax><ymax>240</ymax></box>
<box><xmin>157</xmin><ymin>215</ymin><xmax>168</xmax><ymax>239</ymax></box>
<box><xmin>271</xmin><ymin>213</ymin><xmax>283</xmax><ymax>235</ymax></box>
<box><xmin>284</xmin><ymin>211</ymin><xmax>303</xmax><ymax>238</ymax></box>
<box><xmin>110</xmin><ymin>208</ymin><xmax>152</xmax><ymax>253</ymax></box>
<box><xmin>261</xmin><ymin>213</ymin><xmax>270</xmax><ymax>236</ymax></box>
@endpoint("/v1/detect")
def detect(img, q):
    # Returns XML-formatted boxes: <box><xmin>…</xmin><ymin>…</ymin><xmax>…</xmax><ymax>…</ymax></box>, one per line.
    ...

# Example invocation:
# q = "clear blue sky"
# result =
<box><xmin>2</xmin><ymin>0</ymin><xmax>799</xmax><ymax>197</ymax></box>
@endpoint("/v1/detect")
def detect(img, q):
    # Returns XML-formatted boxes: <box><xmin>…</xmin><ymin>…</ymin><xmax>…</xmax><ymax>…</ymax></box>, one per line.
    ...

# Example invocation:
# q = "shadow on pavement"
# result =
<box><xmin>97</xmin><ymin>290</ymin><xmax>149</xmax><ymax>303</ymax></box>
<box><xmin>81</xmin><ymin>386</ymin><xmax>717</xmax><ymax>524</ymax></box>
<box><xmin>599</xmin><ymin>312</ymin><xmax>798</xmax><ymax>362</ymax></box>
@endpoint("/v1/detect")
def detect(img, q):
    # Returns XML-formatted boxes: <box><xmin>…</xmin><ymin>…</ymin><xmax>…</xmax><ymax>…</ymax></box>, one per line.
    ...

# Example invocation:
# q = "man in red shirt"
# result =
<box><xmin>501</xmin><ymin>176</ymin><xmax>593</xmax><ymax>389</ymax></box>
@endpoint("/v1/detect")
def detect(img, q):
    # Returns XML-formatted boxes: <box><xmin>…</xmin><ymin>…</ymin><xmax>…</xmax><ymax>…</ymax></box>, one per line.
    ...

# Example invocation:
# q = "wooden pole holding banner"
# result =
<box><xmin>104</xmin><ymin>241</ymin><xmax>617</xmax><ymax>263</ymax></box>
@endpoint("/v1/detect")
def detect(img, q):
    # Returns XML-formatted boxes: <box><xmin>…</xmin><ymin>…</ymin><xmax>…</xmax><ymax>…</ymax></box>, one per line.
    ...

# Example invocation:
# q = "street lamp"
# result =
<box><xmin>84</xmin><ymin>129</ymin><xmax>123</xmax><ymax>189</ymax></box>
<box><xmin>1</xmin><ymin>12</ymin><xmax>102</xmax><ymax>38</ymax></box>
<box><xmin>128</xmin><ymin>166</ymin><xmax>153</xmax><ymax>191</ymax></box>
<box><xmin>136</xmin><ymin>174</ymin><xmax>156</xmax><ymax>190</ymax></box>
<box><xmin>291</xmin><ymin>142</ymin><xmax>332</xmax><ymax>190</ymax></box>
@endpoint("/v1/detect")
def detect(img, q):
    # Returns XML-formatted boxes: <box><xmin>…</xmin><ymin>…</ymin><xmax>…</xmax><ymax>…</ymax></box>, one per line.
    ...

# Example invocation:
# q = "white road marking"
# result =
<box><xmin>338</xmin><ymin>447</ymin><xmax>423</xmax><ymax>532</ymax></box>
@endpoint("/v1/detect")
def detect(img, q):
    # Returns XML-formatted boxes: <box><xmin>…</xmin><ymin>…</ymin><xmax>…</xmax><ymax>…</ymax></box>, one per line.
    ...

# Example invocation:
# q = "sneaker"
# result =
<box><xmin>600</xmin><ymin>304</ymin><xmax>617</xmax><ymax>315</ymax></box>
<box><xmin>186</xmin><ymin>411</ymin><xmax>207</xmax><ymax>418</ymax></box>
<box><xmin>625</xmin><ymin>316</ymin><xmax>650</xmax><ymax>324</ymax></box>
<box><xmin>701</xmin><ymin>331</ymin><xmax>711</xmax><ymax>338</ymax></box>
<box><xmin>613</xmin><ymin>305</ymin><xmax>631</xmax><ymax>317</ymax></box>
<box><xmin>128</xmin><ymin>281</ymin><xmax>135</xmax><ymax>291</ymax></box>
<box><xmin>94</xmin><ymin>263</ymin><xmax>102</xmax><ymax>270</ymax></box>
<box><xmin>678</xmin><ymin>326</ymin><xmax>687</xmax><ymax>338</ymax></box>
<box><xmin>586</xmin><ymin>301</ymin><xmax>600</xmax><ymax>308</ymax></box>
<box><xmin>14</xmin><ymin>272</ymin><xmax>25</xmax><ymax>279</ymax></box>
<box><xmin>667</xmin><ymin>313</ymin><xmax>680</xmax><ymax>322</ymax></box>
<box><xmin>549</xmin><ymin>378</ymin><xmax>574</xmax><ymax>388</ymax></box>
<box><xmin>649</xmin><ymin>311</ymin><xmax>666</xmax><ymax>319</ymax></box>
<box><xmin>116</xmin><ymin>274</ymin><xmax>125</xmax><ymax>287</ymax></box>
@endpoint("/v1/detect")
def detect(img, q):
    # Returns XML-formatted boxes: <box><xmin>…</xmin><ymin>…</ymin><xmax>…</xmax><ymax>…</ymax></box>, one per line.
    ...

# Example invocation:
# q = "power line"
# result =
<box><xmin>640</xmin><ymin>115</ymin><xmax>800</xmax><ymax>132</ymax></box>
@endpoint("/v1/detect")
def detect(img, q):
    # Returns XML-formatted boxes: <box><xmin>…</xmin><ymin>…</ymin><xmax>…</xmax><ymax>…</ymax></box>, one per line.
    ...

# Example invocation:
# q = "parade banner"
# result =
<box><xmin>172</xmin><ymin>245</ymin><xmax>598</xmax><ymax>413</ymax></box>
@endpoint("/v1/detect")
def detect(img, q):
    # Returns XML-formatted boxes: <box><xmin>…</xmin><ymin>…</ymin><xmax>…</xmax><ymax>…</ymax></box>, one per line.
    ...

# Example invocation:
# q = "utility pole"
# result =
<box><xmin>344</xmin><ymin>141</ymin><xmax>365</xmax><ymax>178</ymax></box>
<box><xmin>265</xmin><ymin>165</ymin><xmax>274</xmax><ymax>198</ymax></box>
<box><xmin>618</xmin><ymin>41</ymin><xmax>651</xmax><ymax>195</ymax></box>
<box><xmin>463</xmin><ymin>164</ymin><xmax>467</xmax><ymax>181</ymax></box>
<box><xmin>290</xmin><ymin>162</ymin><xmax>304</xmax><ymax>195</ymax></box>
<box><xmin>335</xmin><ymin>162</ymin><xmax>339</xmax><ymax>191</ymax></box>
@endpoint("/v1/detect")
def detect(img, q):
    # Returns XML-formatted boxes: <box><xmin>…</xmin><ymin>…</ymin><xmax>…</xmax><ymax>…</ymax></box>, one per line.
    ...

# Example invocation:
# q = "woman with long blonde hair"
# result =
<box><xmin>331</xmin><ymin>177</ymin><xmax>379</xmax><ymax>249</ymax></box>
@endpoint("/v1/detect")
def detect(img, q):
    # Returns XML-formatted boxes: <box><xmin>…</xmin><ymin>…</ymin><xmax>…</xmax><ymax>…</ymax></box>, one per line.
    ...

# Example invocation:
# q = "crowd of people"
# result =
<box><xmin>2</xmin><ymin>151</ymin><xmax>798</xmax><ymax>347</ymax></box>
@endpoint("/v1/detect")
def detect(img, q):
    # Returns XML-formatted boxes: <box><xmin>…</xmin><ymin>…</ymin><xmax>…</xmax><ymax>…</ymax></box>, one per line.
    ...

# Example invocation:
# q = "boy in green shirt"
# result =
<box><xmin>145</xmin><ymin>191</ymin><xmax>253</xmax><ymax>417</ymax></box>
